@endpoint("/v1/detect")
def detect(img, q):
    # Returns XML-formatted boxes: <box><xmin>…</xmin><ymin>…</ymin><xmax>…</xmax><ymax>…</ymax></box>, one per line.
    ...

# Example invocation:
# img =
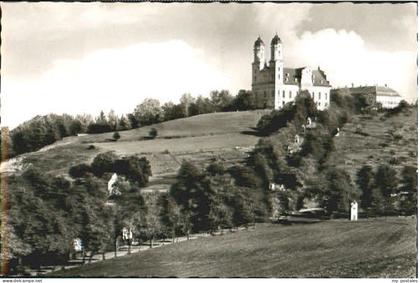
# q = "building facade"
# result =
<box><xmin>330</xmin><ymin>85</ymin><xmax>402</xmax><ymax>109</ymax></box>
<box><xmin>252</xmin><ymin>35</ymin><xmax>332</xmax><ymax>110</ymax></box>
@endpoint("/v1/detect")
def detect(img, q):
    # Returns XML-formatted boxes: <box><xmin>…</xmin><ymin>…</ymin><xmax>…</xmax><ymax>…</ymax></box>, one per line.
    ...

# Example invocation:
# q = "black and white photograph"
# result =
<box><xmin>0</xmin><ymin>1</ymin><xmax>417</xmax><ymax>280</ymax></box>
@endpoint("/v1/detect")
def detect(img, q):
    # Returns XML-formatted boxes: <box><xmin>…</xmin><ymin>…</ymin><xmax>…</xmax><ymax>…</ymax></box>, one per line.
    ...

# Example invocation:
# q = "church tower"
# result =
<box><xmin>252</xmin><ymin>37</ymin><xmax>265</xmax><ymax>86</ymax></box>
<box><xmin>270</xmin><ymin>34</ymin><xmax>284</xmax><ymax>108</ymax></box>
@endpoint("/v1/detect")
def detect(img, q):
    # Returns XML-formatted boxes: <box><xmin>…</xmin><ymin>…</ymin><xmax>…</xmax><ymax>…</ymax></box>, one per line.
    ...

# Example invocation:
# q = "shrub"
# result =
<box><xmin>91</xmin><ymin>152</ymin><xmax>118</xmax><ymax>176</ymax></box>
<box><xmin>87</xmin><ymin>145</ymin><xmax>96</xmax><ymax>150</ymax></box>
<box><xmin>149</xmin><ymin>128</ymin><xmax>158</xmax><ymax>139</ymax></box>
<box><xmin>113</xmin><ymin>131</ymin><xmax>121</xmax><ymax>141</ymax></box>
<box><xmin>69</xmin><ymin>163</ymin><xmax>92</xmax><ymax>178</ymax></box>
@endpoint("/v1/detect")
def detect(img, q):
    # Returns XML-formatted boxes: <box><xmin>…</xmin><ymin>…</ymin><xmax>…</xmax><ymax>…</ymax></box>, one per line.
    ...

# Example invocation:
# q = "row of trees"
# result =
<box><xmin>357</xmin><ymin>164</ymin><xmax>417</xmax><ymax>215</ymax></box>
<box><xmin>8</xmin><ymin>90</ymin><xmax>259</xmax><ymax>158</ymax></box>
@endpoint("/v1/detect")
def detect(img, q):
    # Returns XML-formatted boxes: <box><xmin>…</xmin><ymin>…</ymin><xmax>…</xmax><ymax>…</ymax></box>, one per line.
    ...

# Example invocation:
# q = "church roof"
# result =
<box><xmin>347</xmin><ymin>86</ymin><xmax>400</xmax><ymax>97</ymax></box>
<box><xmin>271</xmin><ymin>34</ymin><xmax>282</xmax><ymax>45</ymax></box>
<box><xmin>254</xmin><ymin>37</ymin><xmax>265</xmax><ymax>47</ymax></box>
<box><xmin>283</xmin><ymin>67</ymin><xmax>331</xmax><ymax>86</ymax></box>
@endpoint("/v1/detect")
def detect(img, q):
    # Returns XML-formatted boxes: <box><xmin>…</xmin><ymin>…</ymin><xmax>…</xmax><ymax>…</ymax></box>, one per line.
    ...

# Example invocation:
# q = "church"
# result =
<box><xmin>252</xmin><ymin>34</ymin><xmax>332</xmax><ymax>110</ymax></box>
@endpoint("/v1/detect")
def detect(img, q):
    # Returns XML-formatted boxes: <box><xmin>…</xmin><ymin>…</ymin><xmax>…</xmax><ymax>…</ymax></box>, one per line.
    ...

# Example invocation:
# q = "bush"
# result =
<box><xmin>91</xmin><ymin>152</ymin><xmax>118</xmax><ymax>176</ymax></box>
<box><xmin>149</xmin><ymin>128</ymin><xmax>158</xmax><ymax>139</ymax></box>
<box><xmin>69</xmin><ymin>163</ymin><xmax>92</xmax><ymax>178</ymax></box>
<box><xmin>113</xmin><ymin>131</ymin><xmax>121</xmax><ymax>141</ymax></box>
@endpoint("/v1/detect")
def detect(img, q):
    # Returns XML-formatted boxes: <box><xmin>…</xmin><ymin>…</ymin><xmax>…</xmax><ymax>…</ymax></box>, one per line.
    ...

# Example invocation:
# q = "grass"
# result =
<box><xmin>52</xmin><ymin>217</ymin><xmax>417</xmax><ymax>278</ymax></box>
<box><xmin>13</xmin><ymin>110</ymin><xmax>267</xmax><ymax>177</ymax></box>
<box><xmin>329</xmin><ymin>108</ymin><xmax>417</xmax><ymax>181</ymax></box>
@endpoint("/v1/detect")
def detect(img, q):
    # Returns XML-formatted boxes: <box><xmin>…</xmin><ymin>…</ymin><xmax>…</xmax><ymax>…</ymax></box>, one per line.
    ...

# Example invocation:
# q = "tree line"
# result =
<box><xmin>7</xmin><ymin>90</ymin><xmax>258</xmax><ymax>158</ymax></box>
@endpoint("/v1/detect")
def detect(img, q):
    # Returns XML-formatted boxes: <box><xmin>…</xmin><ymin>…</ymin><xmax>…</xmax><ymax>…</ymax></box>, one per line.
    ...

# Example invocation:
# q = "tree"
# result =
<box><xmin>113</xmin><ymin>131</ymin><xmax>121</xmax><ymax>141</ymax></box>
<box><xmin>210</xmin><ymin>90</ymin><xmax>234</xmax><ymax>112</ymax></box>
<box><xmin>356</xmin><ymin>165</ymin><xmax>375</xmax><ymax>210</ymax></box>
<box><xmin>179</xmin><ymin>93</ymin><xmax>196</xmax><ymax>117</ymax></box>
<box><xmin>133</xmin><ymin>98</ymin><xmax>163</xmax><ymax>126</ymax></box>
<box><xmin>113</xmin><ymin>156</ymin><xmax>152</xmax><ymax>186</ymax></box>
<box><xmin>69</xmin><ymin>120</ymin><xmax>83</xmax><ymax>136</ymax></box>
<box><xmin>398</xmin><ymin>166</ymin><xmax>417</xmax><ymax>214</ymax></box>
<box><xmin>91</xmin><ymin>152</ymin><xmax>118</xmax><ymax>177</ymax></box>
<box><xmin>69</xmin><ymin>163</ymin><xmax>92</xmax><ymax>178</ymax></box>
<box><xmin>158</xmin><ymin>194</ymin><xmax>182</xmax><ymax>242</ymax></box>
<box><xmin>170</xmin><ymin>161</ymin><xmax>209</xmax><ymax>233</ymax></box>
<box><xmin>107</xmin><ymin>110</ymin><xmax>118</xmax><ymax>131</ymax></box>
<box><xmin>375</xmin><ymin>164</ymin><xmax>398</xmax><ymax>198</ymax></box>
<box><xmin>228</xmin><ymin>90</ymin><xmax>256</xmax><ymax>111</ymax></box>
<box><xmin>162</xmin><ymin>102</ymin><xmax>186</xmax><ymax>121</ymax></box>
<box><xmin>117</xmin><ymin>115</ymin><xmax>130</xmax><ymax>131</ymax></box>
<box><xmin>322</xmin><ymin>168</ymin><xmax>359</xmax><ymax>215</ymax></box>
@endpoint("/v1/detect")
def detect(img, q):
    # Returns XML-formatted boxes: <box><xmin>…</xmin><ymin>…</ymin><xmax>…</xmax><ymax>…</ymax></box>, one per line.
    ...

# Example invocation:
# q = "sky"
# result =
<box><xmin>1</xmin><ymin>2</ymin><xmax>417</xmax><ymax>129</ymax></box>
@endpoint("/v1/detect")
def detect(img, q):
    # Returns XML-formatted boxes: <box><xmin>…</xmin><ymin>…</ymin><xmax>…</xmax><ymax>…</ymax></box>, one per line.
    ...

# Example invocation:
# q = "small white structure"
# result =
<box><xmin>294</xmin><ymin>134</ymin><xmax>300</xmax><ymax>144</ymax></box>
<box><xmin>122</xmin><ymin>227</ymin><xmax>133</xmax><ymax>241</ymax></box>
<box><xmin>335</xmin><ymin>127</ymin><xmax>340</xmax><ymax>137</ymax></box>
<box><xmin>73</xmin><ymin>238</ymin><xmax>83</xmax><ymax>252</ymax></box>
<box><xmin>350</xmin><ymin>200</ymin><xmax>358</xmax><ymax>221</ymax></box>
<box><xmin>307</xmin><ymin>117</ymin><xmax>312</xmax><ymax>126</ymax></box>
<box><xmin>269</xmin><ymin>183</ymin><xmax>286</xmax><ymax>192</ymax></box>
<box><xmin>107</xmin><ymin>173</ymin><xmax>119</xmax><ymax>196</ymax></box>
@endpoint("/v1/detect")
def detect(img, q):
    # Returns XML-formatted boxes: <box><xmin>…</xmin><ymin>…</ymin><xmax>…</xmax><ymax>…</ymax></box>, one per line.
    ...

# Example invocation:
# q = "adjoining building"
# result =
<box><xmin>251</xmin><ymin>34</ymin><xmax>332</xmax><ymax>110</ymax></box>
<box><xmin>331</xmin><ymin>85</ymin><xmax>403</xmax><ymax>109</ymax></box>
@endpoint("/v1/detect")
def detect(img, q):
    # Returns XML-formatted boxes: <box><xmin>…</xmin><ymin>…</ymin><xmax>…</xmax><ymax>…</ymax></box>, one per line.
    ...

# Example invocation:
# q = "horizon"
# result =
<box><xmin>2</xmin><ymin>2</ymin><xmax>417</xmax><ymax>129</ymax></box>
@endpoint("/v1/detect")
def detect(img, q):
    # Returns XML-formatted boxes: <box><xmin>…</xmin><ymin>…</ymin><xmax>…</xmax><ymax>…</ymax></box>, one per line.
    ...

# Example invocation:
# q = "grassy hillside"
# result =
<box><xmin>329</xmin><ymin>108</ymin><xmax>417</xmax><ymax>181</ymax></box>
<box><xmin>4</xmin><ymin>110</ymin><xmax>268</xmax><ymax>190</ymax></box>
<box><xmin>52</xmin><ymin>217</ymin><xmax>417</xmax><ymax>278</ymax></box>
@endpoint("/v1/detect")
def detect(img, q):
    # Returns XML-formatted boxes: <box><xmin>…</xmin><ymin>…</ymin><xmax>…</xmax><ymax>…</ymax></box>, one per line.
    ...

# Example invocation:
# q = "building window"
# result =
<box><xmin>289</xmin><ymin>91</ymin><xmax>292</xmax><ymax>98</ymax></box>
<box><xmin>282</xmin><ymin>90</ymin><xmax>285</xmax><ymax>98</ymax></box>
<box><xmin>318</xmin><ymin>102</ymin><xmax>321</xmax><ymax>106</ymax></box>
<box><xmin>278</xmin><ymin>90</ymin><xmax>280</xmax><ymax>95</ymax></box>
<box><xmin>282</xmin><ymin>101</ymin><xmax>285</xmax><ymax>106</ymax></box>
<box><xmin>325</xmin><ymin>103</ymin><xmax>328</xmax><ymax>107</ymax></box>
<box><xmin>278</xmin><ymin>75</ymin><xmax>281</xmax><ymax>79</ymax></box>
<box><xmin>325</xmin><ymin>93</ymin><xmax>328</xmax><ymax>100</ymax></box>
<box><xmin>318</xmin><ymin>92</ymin><xmax>321</xmax><ymax>100</ymax></box>
<box><xmin>312</xmin><ymin>92</ymin><xmax>314</xmax><ymax>98</ymax></box>
<box><xmin>296</xmin><ymin>91</ymin><xmax>298</xmax><ymax>96</ymax></box>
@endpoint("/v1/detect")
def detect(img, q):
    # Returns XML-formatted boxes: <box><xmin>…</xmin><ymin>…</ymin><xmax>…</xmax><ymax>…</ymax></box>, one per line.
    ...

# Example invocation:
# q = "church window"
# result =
<box><xmin>289</xmin><ymin>91</ymin><xmax>292</xmax><ymax>98</ymax></box>
<box><xmin>325</xmin><ymin>93</ymin><xmax>328</xmax><ymax>100</ymax></box>
<box><xmin>278</xmin><ymin>75</ymin><xmax>281</xmax><ymax>80</ymax></box>
<box><xmin>318</xmin><ymin>92</ymin><xmax>321</xmax><ymax>99</ymax></box>
<box><xmin>282</xmin><ymin>90</ymin><xmax>285</xmax><ymax>98</ymax></box>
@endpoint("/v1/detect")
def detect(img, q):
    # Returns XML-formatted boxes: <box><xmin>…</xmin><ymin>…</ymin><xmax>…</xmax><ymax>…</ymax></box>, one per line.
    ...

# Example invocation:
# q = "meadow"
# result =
<box><xmin>53</xmin><ymin>217</ymin><xmax>417</xmax><ymax>278</ymax></box>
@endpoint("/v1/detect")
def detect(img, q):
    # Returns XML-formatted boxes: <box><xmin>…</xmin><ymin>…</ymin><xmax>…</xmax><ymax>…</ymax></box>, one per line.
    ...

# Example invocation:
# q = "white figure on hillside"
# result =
<box><xmin>350</xmin><ymin>200</ymin><xmax>358</xmax><ymax>221</ymax></box>
<box><xmin>122</xmin><ymin>227</ymin><xmax>133</xmax><ymax>241</ymax></box>
<box><xmin>73</xmin><ymin>238</ymin><xmax>83</xmax><ymax>252</ymax></box>
<box><xmin>307</xmin><ymin>117</ymin><xmax>312</xmax><ymax>126</ymax></box>
<box><xmin>108</xmin><ymin>173</ymin><xmax>118</xmax><ymax>195</ymax></box>
<box><xmin>294</xmin><ymin>134</ymin><xmax>300</xmax><ymax>144</ymax></box>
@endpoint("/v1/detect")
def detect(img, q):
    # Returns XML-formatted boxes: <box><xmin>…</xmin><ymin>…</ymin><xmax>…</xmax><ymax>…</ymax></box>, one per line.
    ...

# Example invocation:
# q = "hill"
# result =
<box><xmin>52</xmin><ymin>217</ymin><xmax>417</xmax><ymax>277</ymax></box>
<box><xmin>328</xmin><ymin>108</ymin><xmax>417</xmax><ymax>182</ymax></box>
<box><xmin>3</xmin><ymin>110</ymin><xmax>269</xmax><ymax>191</ymax></box>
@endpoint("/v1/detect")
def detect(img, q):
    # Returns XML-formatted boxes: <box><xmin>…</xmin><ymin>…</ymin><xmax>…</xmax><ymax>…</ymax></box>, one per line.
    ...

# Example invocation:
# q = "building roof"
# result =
<box><xmin>271</xmin><ymin>34</ymin><xmax>282</xmax><ymax>45</ymax></box>
<box><xmin>283</xmin><ymin>67</ymin><xmax>331</xmax><ymax>87</ymax></box>
<box><xmin>254</xmin><ymin>36</ymin><xmax>265</xmax><ymax>48</ymax></box>
<box><xmin>345</xmin><ymin>86</ymin><xmax>401</xmax><ymax>97</ymax></box>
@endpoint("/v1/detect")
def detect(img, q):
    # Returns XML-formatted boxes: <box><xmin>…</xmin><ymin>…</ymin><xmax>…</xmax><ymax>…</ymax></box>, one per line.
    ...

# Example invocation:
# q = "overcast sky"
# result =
<box><xmin>1</xmin><ymin>2</ymin><xmax>417</xmax><ymax>128</ymax></box>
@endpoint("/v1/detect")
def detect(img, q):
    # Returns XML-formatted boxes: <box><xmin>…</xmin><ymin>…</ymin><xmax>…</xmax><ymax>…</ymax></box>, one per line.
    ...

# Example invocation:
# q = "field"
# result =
<box><xmin>2</xmin><ymin>110</ymin><xmax>268</xmax><ymax>191</ymax></box>
<box><xmin>52</xmin><ymin>217</ymin><xmax>417</xmax><ymax>278</ymax></box>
